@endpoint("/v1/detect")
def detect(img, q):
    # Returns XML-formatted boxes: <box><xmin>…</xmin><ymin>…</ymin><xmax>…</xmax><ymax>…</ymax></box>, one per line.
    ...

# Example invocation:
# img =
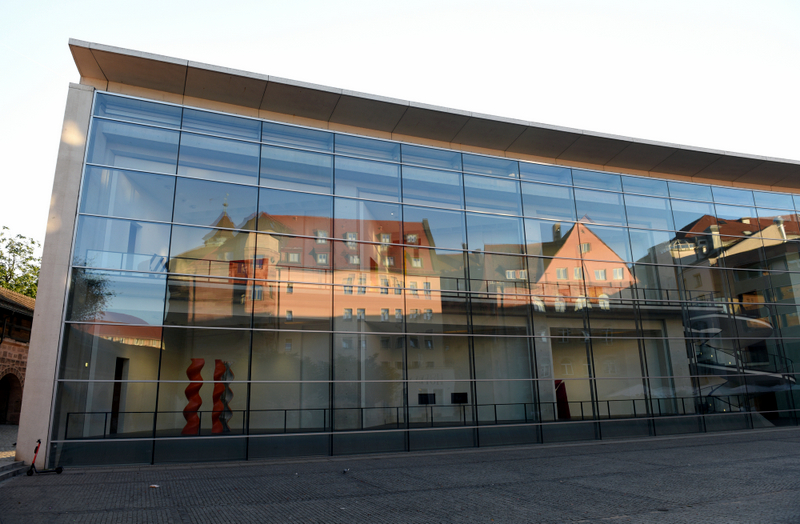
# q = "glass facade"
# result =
<box><xmin>51</xmin><ymin>92</ymin><xmax>800</xmax><ymax>465</ymax></box>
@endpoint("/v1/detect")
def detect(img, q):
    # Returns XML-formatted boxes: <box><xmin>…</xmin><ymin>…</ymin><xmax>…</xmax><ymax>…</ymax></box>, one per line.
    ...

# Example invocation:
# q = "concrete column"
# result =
<box><xmin>16</xmin><ymin>83</ymin><xmax>94</xmax><ymax>467</ymax></box>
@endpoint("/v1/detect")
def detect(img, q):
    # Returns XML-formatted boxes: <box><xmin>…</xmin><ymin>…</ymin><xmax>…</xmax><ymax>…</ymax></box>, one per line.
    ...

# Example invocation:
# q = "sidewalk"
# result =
<box><xmin>2</xmin><ymin>427</ymin><xmax>800</xmax><ymax>523</ymax></box>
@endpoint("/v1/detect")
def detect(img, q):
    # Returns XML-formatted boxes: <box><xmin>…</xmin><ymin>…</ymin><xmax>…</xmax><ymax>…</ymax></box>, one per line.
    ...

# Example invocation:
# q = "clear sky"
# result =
<box><xmin>1</xmin><ymin>0</ymin><xmax>798</xmax><ymax>248</ymax></box>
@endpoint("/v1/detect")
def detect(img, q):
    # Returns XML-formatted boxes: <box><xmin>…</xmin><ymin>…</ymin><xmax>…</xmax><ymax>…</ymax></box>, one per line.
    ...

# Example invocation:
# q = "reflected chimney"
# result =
<box><xmin>709</xmin><ymin>224</ymin><xmax>722</xmax><ymax>250</ymax></box>
<box><xmin>774</xmin><ymin>216</ymin><xmax>787</xmax><ymax>240</ymax></box>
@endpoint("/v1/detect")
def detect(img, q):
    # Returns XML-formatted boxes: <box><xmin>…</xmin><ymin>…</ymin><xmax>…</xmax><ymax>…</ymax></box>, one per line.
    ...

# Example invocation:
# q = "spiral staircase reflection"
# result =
<box><xmin>689</xmin><ymin>312</ymin><xmax>796</xmax><ymax>426</ymax></box>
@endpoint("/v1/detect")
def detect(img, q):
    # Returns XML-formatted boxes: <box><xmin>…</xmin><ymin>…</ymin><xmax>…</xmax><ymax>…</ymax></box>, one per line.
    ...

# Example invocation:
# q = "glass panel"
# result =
<box><xmin>252</xmin><ymin>282</ymin><xmax>332</xmax><ymax>330</ymax></box>
<box><xmin>577</xmin><ymin>224</ymin><xmax>632</xmax><ymax>262</ymax></box>
<box><xmin>260</xmin><ymin>145</ymin><xmax>333</xmax><ymax>193</ymax></box>
<box><xmin>402</xmin><ymin>205</ymin><xmax>465</xmax><ymax>251</ymax></box>
<box><xmin>628</xmin><ymin>229</ymin><xmax>676</xmax><ymax>265</ymax></box>
<box><xmin>718</xmin><ymin>236</ymin><xmax>767</xmax><ymax>269</ymax></box>
<box><xmin>574</xmin><ymin>189</ymin><xmax>626</xmax><ymax>226</ymax></box>
<box><xmin>631</xmin><ymin>264</ymin><xmax>681</xmax><ymax>301</ymax></box>
<box><xmin>332</xmin><ymin>335</ymin><xmax>404</xmax><ymax>431</ymax></box>
<box><xmin>58</xmin><ymin>324</ymin><xmax>162</xmax><ymax>380</ymax></box>
<box><xmin>334</xmin><ymin>198</ymin><xmax>402</xmax><ymax>245</ymax></box>
<box><xmin>255</xmin><ymin>234</ymin><xmax>333</xmax><ymax>283</ymax></box>
<box><xmin>332</xmin><ymin>239</ymin><xmax>403</xmax><ymax>283</ymax></box>
<box><xmin>405</xmin><ymin>292</ymin><xmax>469</xmax><ymax>334</ymax></box>
<box><xmin>259</xmin><ymin>188</ymin><xmax>332</xmax><ymax>237</ymax></box>
<box><xmin>470</xmin><ymin>294</ymin><xmax>531</xmax><ymax>336</ymax></box>
<box><xmin>333</xmin><ymin>285</ymin><xmax>404</xmax><ymax>333</ymax></box>
<box><xmin>754</xmin><ymin>190</ymin><xmax>794</xmax><ymax>210</ymax></box>
<box><xmin>80</xmin><ymin>167</ymin><xmax>175</xmax><ymax>222</ymax></box>
<box><xmin>168</xmin><ymin>225</ymin><xmax>255</xmax><ymax>278</ymax></box>
<box><xmin>250</xmin><ymin>331</ymin><xmax>330</xmax><ymax>433</ymax></box>
<box><xmin>714</xmin><ymin>204</ymin><xmax>758</xmax><ymax>228</ymax></box>
<box><xmin>572</xmin><ymin>169</ymin><xmax>621</xmax><ymax>191</ymax></box>
<box><xmin>519</xmin><ymin>162</ymin><xmax>571</xmax><ymax>185</ymax></box>
<box><xmin>334</xmin><ymin>157</ymin><xmax>400</xmax><ymax>201</ymax></box>
<box><xmin>669</xmin><ymin>181</ymin><xmax>713</xmax><ymax>201</ymax></box>
<box><xmin>177</xmin><ymin>133</ymin><xmax>259</xmax><ymax>185</ymax></box>
<box><xmin>401</xmin><ymin>144</ymin><xmax>461</xmax><ymax>171</ymax></box>
<box><xmin>401</xmin><ymin>166</ymin><xmax>463</xmax><ymax>209</ymax></box>
<box><xmin>406</xmin><ymin>335</ymin><xmax>472</xmax><ymax>427</ymax></box>
<box><xmin>181</xmin><ymin>108</ymin><xmax>260</xmax><ymax>140</ymax></box>
<box><xmin>54</xmin><ymin>381</ymin><xmax>157</xmax><ymax>440</ymax></box>
<box><xmin>524</xmin><ymin>219</ymin><xmax>576</xmax><ymax>258</ymax></box>
<box><xmin>173</xmin><ymin>178</ymin><xmax>258</xmax><ymax>229</ymax></box>
<box><xmin>335</xmin><ymin>134</ymin><xmax>400</xmax><ymax>162</ymax></box>
<box><xmin>473</xmin><ymin>337</ymin><xmax>535</xmax><ymax>421</ymax></box>
<box><xmin>725</xmin><ymin>269</ymin><xmax>770</xmax><ymax>303</ymax></box>
<box><xmin>262</xmin><ymin>122</ymin><xmax>333</xmax><ymax>152</ymax></box>
<box><xmin>521</xmin><ymin>182</ymin><xmax>576</xmax><ymax>221</ymax></box>
<box><xmin>583</xmin><ymin>260</ymin><xmax>636</xmax><ymax>301</ymax></box>
<box><xmin>94</xmin><ymin>93</ymin><xmax>182</xmax><ymax>128</ymax></box>
<box><xmin>66</xmin><ymin>269</ymin><xmax>167</xmax><ymax>325</ymax></box>
<box><xmin>462</xmin><ymin>154</ymin><xmax>518</xmax><ymax>177</ymax></box>
<box><xmin>164</xmin><ymin>276</ymin><xmax>252</xmax><ymax>328</ymax></box>
<box><xmin>404</xmin><ymin>247</ymin><xmax>466</xmax><ymax>291</ymax></box>
<box><xmin>463</xmin><ymin>174</ymin><xmax>521</xmax><ymax>215</ymax></box>
<box><xmin>620</xmin><ymin>176</ymin><xmax>668</xmax><ymax>197</ymax></box>
<box><xmin>680</xmin><ymin>267</ymin><xmax>730</xmax><ymax>301</ymax></box>
<box><xmin>527</xmin><ymin>259</ymin><xmax>587</xmax><ymax>300</ymax></box>
<box><xmin>712</xmin><ymin>186</ymin><xmax>755</xmax><ymax>206</ymax></box>
<box><xmin>755</xmin><ymin>209</ymin><xmax>799</xmax><ymax>240</ymax></box>
<box><xmin>671</xmin><ymin>199</ymin><xmax>717</xmax><ymax>231</ymax></box>
<box><xmin>623</xmin><ymin>194</ymin><xmax>674</xmax><ymax>230</ymax></box>
<box><xmin>73</xmin><ymin>216</ymin><xmax>170</xmax><ymax>272</ymax></box>
<box><xmin>87</xmin><ymin>119</ymin><xmax>179</xmax><ymax>173</ymax></box>
<box><xmin>158</xmin><ymin>327</ymin><xmax>251</xmax><ymax>380</ymax></box>
<box><xmin>466</xmin><ymin>213</ymin><xmax>524</xmax><ymax>254</ymax></box>
<box><xmin>156</xmin><ymin>381</ymin><xmax>247</xmax><ymax>437</ymax></box>
<box><xmin>467</xmin><ymin>252</ymin><xmax>529</xmax><ymax>294</ymax></box>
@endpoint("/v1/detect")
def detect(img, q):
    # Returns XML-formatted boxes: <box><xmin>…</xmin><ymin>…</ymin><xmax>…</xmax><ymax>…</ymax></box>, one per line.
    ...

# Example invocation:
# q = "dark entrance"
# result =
<box><xmin>0</xmin><ymin>374</ymin><xmax>23</xmax><ymax>425</ymax></box>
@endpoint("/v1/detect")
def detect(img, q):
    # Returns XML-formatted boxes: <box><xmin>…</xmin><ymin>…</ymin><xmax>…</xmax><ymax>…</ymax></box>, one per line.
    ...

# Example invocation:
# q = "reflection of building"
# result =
<box><xmin>17</xmin><ymin>40</ymin><xmax>800</xmax><ymax>467</ymax></box>
<box><xmin>0</xmin><ymin>288</ymin><xmax>34</xmax><ymax>425</ymax></box>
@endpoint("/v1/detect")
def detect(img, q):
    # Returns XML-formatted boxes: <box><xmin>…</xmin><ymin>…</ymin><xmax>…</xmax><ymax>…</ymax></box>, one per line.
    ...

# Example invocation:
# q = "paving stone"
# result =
<box><xmin>2</xmin><ymin>428</ymin><xmax>800</xmax><ymax>523</ymax></box>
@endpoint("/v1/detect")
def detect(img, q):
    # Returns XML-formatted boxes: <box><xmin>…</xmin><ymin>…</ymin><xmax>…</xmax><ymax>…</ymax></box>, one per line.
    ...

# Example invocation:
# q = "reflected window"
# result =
<box><xmin>613</xmin><ymin>268</ymin><xmax>624</xmax><ymax>280</ymax></box>
<box><xmin>80</xmin><ymin>167</ymin><xmax>175</xmax><ymax>222</ymax></box>
<box><xmin>556</xmin><ymin>268</ymin><xmax>567</xmax><ymax>280</ymax></box>
<box><xmin>260</xmin><ymin>146</ymin><xmax>333</xmax><ymax>193</ymax></box>
<box><xmin>574</xmin><ymin>267</ymin><xmax>583</xmax><ymax>280</ymax></box>
<box><xmin>95</xmin><ymin>93</ymin><xmax>182</xmax><ymax>128</ymax></box>
<box><xmin>402</xmin><ymin>166</ymin><xmax>463</xmax><ymax>209</ymax></box>
<box><xmin>182</xmin><ymin>108</ymin><xmax>260</xmax><ymax>140</ymax></box>
<box><xmin>177</xmin><ymin>133</ymin><xmax>259</xmax><ymax>185</ymax></box>
<box><xmin>402</xmin><ymin>144</ymin><xmax>461</xmax><ymax>171</ymax></box>
<box><xmin>262</xmin><ymin>122</ymin><xmax>333</xmax><ymax>152</ymax></box>
<box><xmin>334</xmin><ymin>157</ymin><xmax>400</xmax><ymax>201</ymax></box>
<box><xmin>519</xmin><ymin>162</ymin><xmax>571</xmax><ymax>185</ymax></box>
<box><xmin>595</xmin><ymin>269</ymin><xmax>607</xmax><ymax>281</ymax></box>
<box><xmin>87</xmin><ymin>120</ymin><xmax>179</xmax><ymax>174</ymax></box>
<box><xmin>316</xmin><ymin>253</ymin><xmax>328</xmax><ymax>265</ymax></box>
<box><xmin>173</xmin><ymin>178</ymin><xmax>257</xmax><ymax>229</ymax></box>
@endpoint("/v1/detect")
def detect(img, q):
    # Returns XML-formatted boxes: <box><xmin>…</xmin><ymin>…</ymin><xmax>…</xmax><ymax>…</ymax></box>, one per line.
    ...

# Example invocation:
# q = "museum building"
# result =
<box><xmin>17</xmin><ymin>39</ymin><xmax>800</xmax><ymax>467</ymax></box>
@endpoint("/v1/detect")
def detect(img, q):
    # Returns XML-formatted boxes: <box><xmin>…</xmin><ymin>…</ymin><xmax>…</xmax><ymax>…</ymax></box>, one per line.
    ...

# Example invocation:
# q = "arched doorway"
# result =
<box><xmin>0</xmin><ymin>374</ymin><xmax>23</xmax><ymax>425</ymax></box>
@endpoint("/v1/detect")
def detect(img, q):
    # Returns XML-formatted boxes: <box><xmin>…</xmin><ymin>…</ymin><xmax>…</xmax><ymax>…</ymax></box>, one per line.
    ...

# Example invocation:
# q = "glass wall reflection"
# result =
<box><xmin>55</xmin><ymin>92</ymin><xmax>800</xmax><ymax>465</ymax></box>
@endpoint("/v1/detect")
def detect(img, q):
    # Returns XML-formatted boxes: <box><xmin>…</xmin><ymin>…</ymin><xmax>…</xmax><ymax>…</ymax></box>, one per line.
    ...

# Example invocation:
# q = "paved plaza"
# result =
<box><xmin>1</xmin><ymin>428</ymin><xmax>800</xmax><ymax>523</ymax></box>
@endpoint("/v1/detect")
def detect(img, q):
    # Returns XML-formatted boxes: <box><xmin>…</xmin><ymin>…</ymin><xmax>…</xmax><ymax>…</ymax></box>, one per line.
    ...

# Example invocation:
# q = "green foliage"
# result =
<box><xmin>0</xmin><ymin>226</ymin><xmax>41</xmax><ymax>299</ymax></box>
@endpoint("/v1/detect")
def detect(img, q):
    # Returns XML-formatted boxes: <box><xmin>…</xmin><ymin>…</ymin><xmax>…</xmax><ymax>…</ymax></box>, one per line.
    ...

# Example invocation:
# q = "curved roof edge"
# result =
<box><xmin>68</xmin><ymin>38</ymin><xmax>800</xmax><ymax>190</ymax></box>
